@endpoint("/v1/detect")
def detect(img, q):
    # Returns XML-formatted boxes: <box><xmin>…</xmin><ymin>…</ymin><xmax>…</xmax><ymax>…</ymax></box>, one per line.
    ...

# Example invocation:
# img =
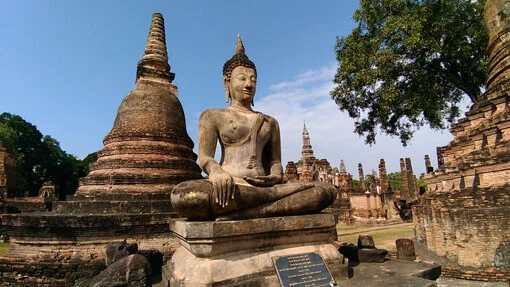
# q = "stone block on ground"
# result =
<box><xmin>337</xmin><ymin>259</ymin><xmax>441</xmax><ymax>286</ymax></box>
<box><xmin>74</xmin><ymin>254</ymin><xmax>151</xmax><ymax>287</ymax></box>
<box><xmin>339</xmin><ymin>243</ymin><xmax>360</xmax><ymax>262</ymax></box>
<box><xmin>138</xmin><ymin>249</ymin><xmax>164</xmax><ymax>276</ymax></box>
<box><xmin>358</xmin><ymin>235</ymin><xmax>376</xmax><ymax>249</ymax></box>
<box><xmin>105</xmin><ymin>240</ymin><xmax>138</xmax><ymax>266</ymax></box>
<box><xmin>396</xmin><ymin>238</ymin><xmax>416</xmax><ymax>261</ymax></box>
<box><xmin>358</xmin><ymin>248</ymin><xmax>388</xmax><ymax>263</ymax></box>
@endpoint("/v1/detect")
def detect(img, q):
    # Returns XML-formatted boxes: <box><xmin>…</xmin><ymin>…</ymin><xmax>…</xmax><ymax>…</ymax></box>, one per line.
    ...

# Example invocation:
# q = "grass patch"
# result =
<box><xmin>336</xmin><ymin>225</ymin><xmax>359</xmax><ymax>232</ymax></box>
<box><xmin>337</xmin><ymin>225</ymin><xmax>414</xmax><ymax>252</ymax></box>
<box><xmin>0</xmin><ymin>243</ymin><xmax>9</xmax><ymax>257</ymax></box>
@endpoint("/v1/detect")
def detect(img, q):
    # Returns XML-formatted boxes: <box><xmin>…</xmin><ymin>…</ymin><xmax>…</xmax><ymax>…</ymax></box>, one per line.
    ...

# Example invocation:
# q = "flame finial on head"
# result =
<box><xmin>223</xmin><ymin>33</ymin><xmax>256</xmax><ymax>80</ymax></box>
<box><xmin>235</xmin><ymin>33</ymin><xmax>245</xmax><ymax>54</ymax></box>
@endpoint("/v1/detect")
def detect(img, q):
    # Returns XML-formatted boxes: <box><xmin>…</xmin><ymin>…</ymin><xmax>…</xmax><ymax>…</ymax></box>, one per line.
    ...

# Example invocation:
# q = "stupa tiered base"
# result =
<box><xmin>163</xmin><ymin>213</ymin><xmax>348</xmax><ymax>287</ymax></box>
<box><xmin>0</xmin><ymin>210</ymin><xmax>181</xmax><ymax>286</ymax></box>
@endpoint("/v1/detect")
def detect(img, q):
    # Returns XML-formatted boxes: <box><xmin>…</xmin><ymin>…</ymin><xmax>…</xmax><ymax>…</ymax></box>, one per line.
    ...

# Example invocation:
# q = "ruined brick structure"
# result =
<box><xmin>2</xmin><ymin>182</ymin><xmax>55</xmax><ymax>214</ymax></box>
<box><xmin>316</xmin><ymin>159</ymin><xmax>334</xmax><ymax>183</ymax></box>
<box><xmin>349</xmin><ymin>163</ymin><xmax>385</xmax><ymax>220</ymax></box>
<box><xmin>284</xmin><ymin>161</ymin><xmax>299</xmax><ymax>181</ymax></box>
<box><xmin>424</xmin><ymin>154</ymin><xmax>433</xmax><ymax>173</ymax></box>
<box><xmin>378</xmin><ymin>159</ymin><xmax>389</xmax><ymax>195</ymax></box>
<box><xmin>291</xmin><ymin>123</ymin><xmax>338</xmax><ymax>183</ymax></box>
<box><xmin>325</xmin><ymin>160</ymin><xmax>354</xmax><ymax>224</ymax></box>
<box><xmin>298</xmin><ymin>122</ymin><xmax>316</xmax><ymax>167</ymax></box>
<box><xmin>0</xmin><ymin>13</ymin><xmax>202</xmax><ymax>286</ymax></box>
<box><xmin>358</xmin><ymin>163</ymin><xmax>366</xmax><ymax>191</ymax></box>
<box><xmin>405</xmin><ymin>157</ymin><xmax>418</xmax><ymax>199</ymax></box>
<box><xmin>414</xmin><ymin>0</ymin><xmax>510</xmax><ymax>281</ymax></box>
<box><xmin>295</xmin><ymin>123</ymin><xmax>317</xmax><ymax>181</ymax></box>
<box><xmin>379</xmin><ymin>159</ymin><xmax>398</xmax><ymax>220</ymax></box>
<box><xmin>0</xmin><ymin>141</ymin><xmax>23</xmax><ymax>199</ymax></box>
<box><xmin>283</xmin><ymin>124</ymin><xmax>405</xmax><ymax>224</ymax></box>
<box><xmin>334</xmin><ymin>160</ymin><xmax>352</xmax><ymax>196</ymax></box>
<box><xmin>399</xmin><ymin>158</ymin><xmax>411</xmax><ymax>202</ymax></box>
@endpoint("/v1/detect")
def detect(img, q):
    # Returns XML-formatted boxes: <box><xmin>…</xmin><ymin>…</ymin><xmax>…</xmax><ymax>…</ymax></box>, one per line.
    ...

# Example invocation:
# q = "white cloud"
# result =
<box><xmin>255</xmin><ymin>63</ymin><xmax>454</xmax><ymax>177</ymax></box>
<box><xmin>269</xmin><ymin>65</ymin><xmax>337</xmax><ymax>92</ymax></box>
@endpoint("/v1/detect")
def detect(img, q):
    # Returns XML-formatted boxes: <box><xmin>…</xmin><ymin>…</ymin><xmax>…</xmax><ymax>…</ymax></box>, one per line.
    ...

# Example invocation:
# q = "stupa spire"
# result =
<box><xmin>340</xmin><ymin>160</ymin><xmax>346</xmax><ymax>173</ymax></box>
<box><xmin>303</xmin><ymin>121</ymin><xmax>309</xmax><ymax>135</ymax></box>
<box><xmin>136</xmin><ymin>12</ymin><xmax>174</xmax><ymax>83</ymax></box>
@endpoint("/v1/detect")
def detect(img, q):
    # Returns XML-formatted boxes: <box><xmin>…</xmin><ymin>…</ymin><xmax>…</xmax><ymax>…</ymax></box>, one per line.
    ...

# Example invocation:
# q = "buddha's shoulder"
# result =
<box><xmin>262</xmin><ymin>114</ymin><xmax>279</xmax><ymax>125</ymax></box>
<box><xmin>199</xmin><ymin>108</ymin><xmax>230</xmax><ymax>119</ymax></box>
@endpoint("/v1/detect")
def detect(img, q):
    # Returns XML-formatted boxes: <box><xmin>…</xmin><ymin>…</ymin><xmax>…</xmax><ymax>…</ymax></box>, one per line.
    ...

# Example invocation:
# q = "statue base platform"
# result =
<box><xmin>163</xmin><ymin>213</ymin><xmax>348</xmax><ymax>287</ymax></box>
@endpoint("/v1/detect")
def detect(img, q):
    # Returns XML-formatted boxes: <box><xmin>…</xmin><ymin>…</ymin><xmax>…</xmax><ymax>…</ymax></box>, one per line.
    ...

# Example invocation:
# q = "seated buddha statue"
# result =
<box><xmin>171</xmin><ymin>35</ymin><xmax>336</xmax><ymax>220</ymax></box>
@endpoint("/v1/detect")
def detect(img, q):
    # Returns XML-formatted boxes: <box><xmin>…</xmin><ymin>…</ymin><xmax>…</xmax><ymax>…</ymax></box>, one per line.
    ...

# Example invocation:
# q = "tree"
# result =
<box><xmin>331</xmin><ymin>0</ymin><xmax>488</xmax><ymax>145</ymax></box>
<box><xmin>0</xmin><ymin>112</ymin><xmax>90</xmax><ymax>199</ymax></box>
<box><xmin>40</xmin><ymin>135</ymin><xmax>88</xmax><ymax>200</ymax></box>
<box><xmin>388</xmin><ymin>172</ymin><xmax>403</xmax><ymax>191</ymax></box>
<box><xmin>80</xmin><ymin>152</ymin><xmax>98</xmax><ymax>175</ymax></box>
<box><xmin>0</xmin><ymin>113</ymin><xmax>46</xmax><ymax>195</ymax></box>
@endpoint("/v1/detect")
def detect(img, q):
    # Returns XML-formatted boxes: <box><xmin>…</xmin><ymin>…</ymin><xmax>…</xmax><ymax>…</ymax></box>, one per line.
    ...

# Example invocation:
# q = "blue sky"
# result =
<box><xmin>0</xmin><ymin>1</ymin><xmax>459</xmax><ymax>176</ymax></box>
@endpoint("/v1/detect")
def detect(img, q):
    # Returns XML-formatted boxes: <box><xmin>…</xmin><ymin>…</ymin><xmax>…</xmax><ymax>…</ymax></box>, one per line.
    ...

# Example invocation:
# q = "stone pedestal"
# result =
<box><xmin>163</xmin><ymin>214</ymin><xmax>348</xmax><ymax>287</ymax></box>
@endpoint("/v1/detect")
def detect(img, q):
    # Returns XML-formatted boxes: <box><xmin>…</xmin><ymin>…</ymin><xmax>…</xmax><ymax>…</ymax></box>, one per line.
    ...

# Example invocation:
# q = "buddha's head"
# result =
<box><xmin>223</xmin><ymin>34</ymin><xmax>257</xmax><ymax>105</ymax></box>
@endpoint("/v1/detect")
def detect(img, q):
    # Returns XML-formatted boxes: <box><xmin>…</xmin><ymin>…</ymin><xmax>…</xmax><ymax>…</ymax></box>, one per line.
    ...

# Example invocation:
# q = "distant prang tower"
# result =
<box><xmin>297</xmin><ymin>122</ymin><xmax>316</xmax><ymax>182</ymax></box>
<box><xmin>75</xmin><ymin>13</ymin><xmax>201</xmax><ymax>197</ymax></box>
<box><xmin>301</xmin><ymin>122</ymin><xmax>316</xmax><ymax>166</ymax></box>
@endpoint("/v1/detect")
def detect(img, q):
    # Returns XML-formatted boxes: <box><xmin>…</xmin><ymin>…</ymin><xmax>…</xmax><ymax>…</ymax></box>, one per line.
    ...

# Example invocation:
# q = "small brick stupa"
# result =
<box><xmin>414</xmin><ymin>0</ymin><xmax>509</xmax><ymax>280</ymax></box>
<box><xmin>0</xmin><ymin>13</ymin><xmax>202</xmax><ymax>286</ymax></box>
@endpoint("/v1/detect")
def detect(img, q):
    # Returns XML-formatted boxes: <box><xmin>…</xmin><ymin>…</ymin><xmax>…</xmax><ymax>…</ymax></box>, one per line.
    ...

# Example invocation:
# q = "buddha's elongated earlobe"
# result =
<box><xmin>223</xmin><ymin>76</ymin><xmax>230</xmax><ymax>103</ymax></box>
<box><xmin>225</xmin><ymin>87</ymin><xmax>230</xmax><ymax>103</ymax></box>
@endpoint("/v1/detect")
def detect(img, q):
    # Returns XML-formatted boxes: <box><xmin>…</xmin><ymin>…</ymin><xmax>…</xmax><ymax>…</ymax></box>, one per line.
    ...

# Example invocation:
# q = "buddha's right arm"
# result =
<box><xmin>199</xmin><ymin>157</ymin><xmax>224</xmax><ymax>176</ymax></box>
<box><xmin>197</xmin><ymin>110</ymin><xmax>225</xmax><ymax>176</ymax></box>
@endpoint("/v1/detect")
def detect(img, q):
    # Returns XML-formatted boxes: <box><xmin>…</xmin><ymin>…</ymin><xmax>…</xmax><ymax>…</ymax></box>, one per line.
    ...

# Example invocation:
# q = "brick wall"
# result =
<box><xmin>413</xmin><ymin>187</ymin><xmax>509</xmax><ymax>271</ymax></box>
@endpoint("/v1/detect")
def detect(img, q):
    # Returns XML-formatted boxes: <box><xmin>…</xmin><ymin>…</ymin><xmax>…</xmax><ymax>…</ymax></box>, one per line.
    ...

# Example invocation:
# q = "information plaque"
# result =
<box><xmin>273</xmin><ymin>253</ymin><xmax>337</xmax><ymax>287</ymax></box>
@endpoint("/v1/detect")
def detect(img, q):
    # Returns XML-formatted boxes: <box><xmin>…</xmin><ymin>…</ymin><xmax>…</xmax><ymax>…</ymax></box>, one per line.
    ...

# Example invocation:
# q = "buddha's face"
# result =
<box><xmin>226</xmin><ymin>66</ymin><xmax>257</xmax><ymax>104</ymax></box>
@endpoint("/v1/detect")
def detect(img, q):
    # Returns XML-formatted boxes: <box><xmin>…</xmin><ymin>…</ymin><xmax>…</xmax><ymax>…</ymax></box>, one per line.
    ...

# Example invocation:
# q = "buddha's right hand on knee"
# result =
<box><xmin>209</xmin><ymin>170</ymin><xmax>235</xmax><ymax>208</ymax></box>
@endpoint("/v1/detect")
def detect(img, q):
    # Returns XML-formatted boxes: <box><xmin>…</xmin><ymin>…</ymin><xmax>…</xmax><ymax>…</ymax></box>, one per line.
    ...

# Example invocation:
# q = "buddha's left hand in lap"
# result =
<box><xmin>243</xmin><ymin>174</ymin><xmax>282</xmax><ymax>187</ymax></box>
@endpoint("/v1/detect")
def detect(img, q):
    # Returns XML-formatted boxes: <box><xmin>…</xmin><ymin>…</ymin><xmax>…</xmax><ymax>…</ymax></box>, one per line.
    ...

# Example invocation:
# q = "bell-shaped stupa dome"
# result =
<box><xmin>76</xmin><ymin>13</ymin><xmax>201</xmax><ymax>197</ymax></box>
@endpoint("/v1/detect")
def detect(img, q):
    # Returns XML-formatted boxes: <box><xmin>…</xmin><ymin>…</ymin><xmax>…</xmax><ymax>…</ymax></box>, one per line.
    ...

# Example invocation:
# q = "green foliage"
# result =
<box><xmin>388</xmin><ymin>172</ymin><xmax>403</xmax><ymax>191</ymax></box>
<box><xmin>0</xmin><ymin>112</ymin><xmax>91</xmax><ymax>199</ymax></box>
<box><xmin>80</xmin><ymin>152</ymin><xmax>98</xmax><ymax>175</ymax></box>
<box><xmin>331</xmin><ymin>0</ymin><xmax>488</xmax><ymax>145</ymax></box>
<box><xmin>352</xmin><ymin>179</ymin><xmax>360</xmax><ymax>187</ymax></box>
<box><xmin>417</xmin><ymin>173</ymin><xmax>426</xmax><ymax>188</ymax></box>
<box><xmin>0</xmin><ymin>113</ymin><xmax>45</xmax><ymax>196</ymax></box>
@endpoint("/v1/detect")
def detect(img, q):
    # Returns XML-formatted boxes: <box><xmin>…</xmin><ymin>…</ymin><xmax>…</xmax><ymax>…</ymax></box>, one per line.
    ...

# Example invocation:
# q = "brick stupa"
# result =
<box><xmin>414</xmin><ymin>0</ymin><xmax>509</xmax><ymax>281</ymax></box>
<box><xmin>0</xmin><ymin>13</ymin><xmax>202</xmax><ymax>286</ymax></box>
<box><xmin>75</xmin><ymin>12</ymin><xmax>200</xmax><ymax>198</ymax></box>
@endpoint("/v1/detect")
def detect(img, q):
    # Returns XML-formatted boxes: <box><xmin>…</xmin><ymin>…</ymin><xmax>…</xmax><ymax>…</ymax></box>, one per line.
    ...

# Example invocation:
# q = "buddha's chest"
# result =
<box><xmin>219</xmin><ymin>114</ymin><xmax>271</xmax><ymax>147</ymax></box>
